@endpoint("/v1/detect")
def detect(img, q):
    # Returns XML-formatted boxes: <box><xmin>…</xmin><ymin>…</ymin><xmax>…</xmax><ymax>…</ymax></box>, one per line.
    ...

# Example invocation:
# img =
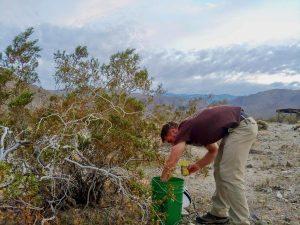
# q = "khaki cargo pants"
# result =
<box><xmin>211</xmin><ymin>117</ymin><xmax>258</xmax><ymax>225</ymax></box>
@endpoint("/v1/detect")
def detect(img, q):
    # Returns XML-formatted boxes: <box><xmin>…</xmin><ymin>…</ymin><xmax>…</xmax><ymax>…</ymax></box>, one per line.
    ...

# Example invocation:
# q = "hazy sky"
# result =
<box><xmin>1</xmin><ymin>0</ymin><xmax>300</xmax><ymax>95</ymax></box>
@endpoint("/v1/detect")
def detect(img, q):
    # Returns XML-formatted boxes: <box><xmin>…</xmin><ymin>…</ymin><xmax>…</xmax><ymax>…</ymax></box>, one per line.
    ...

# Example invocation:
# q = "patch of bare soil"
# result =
<box><xmin>143</xmin><ymin>123</ymin><xmax>300</xmax><ymax>225</ymax></box>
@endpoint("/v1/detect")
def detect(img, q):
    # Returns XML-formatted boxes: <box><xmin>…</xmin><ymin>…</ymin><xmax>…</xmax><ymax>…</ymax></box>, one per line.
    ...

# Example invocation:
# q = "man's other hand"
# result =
<box><xmin>160</xmin><ymin>142</ymin><xmax>186</xmax><ymax>182</ymax></box>
<box><xmin>160</xmin><ymin>174</ymin><xmax>169</xmax><ymax>182</ymax></box>
<box><xmin>187</xmin><ymin>163</ymin><xmax>200</xmax><ymax>174</ymax></box>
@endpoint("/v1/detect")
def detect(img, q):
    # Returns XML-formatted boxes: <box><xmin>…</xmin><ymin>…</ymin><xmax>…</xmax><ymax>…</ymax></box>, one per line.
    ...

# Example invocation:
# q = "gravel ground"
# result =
<box><xmin>144</xmin><ymin>123</ymin><xmax>300</xmax><ymax>225</ymax></box>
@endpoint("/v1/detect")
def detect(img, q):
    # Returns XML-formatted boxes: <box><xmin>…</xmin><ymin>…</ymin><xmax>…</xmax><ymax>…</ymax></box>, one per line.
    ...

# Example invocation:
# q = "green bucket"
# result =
<box><xmin>151</xmin><ymin>176</ymin><xmax>184</xmax><ymax>225</ymax></box>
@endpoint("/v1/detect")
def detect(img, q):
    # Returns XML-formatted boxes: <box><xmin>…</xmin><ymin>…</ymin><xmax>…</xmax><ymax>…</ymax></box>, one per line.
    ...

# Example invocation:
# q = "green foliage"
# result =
<box><xmin>0</xmin><ymin>161</ymin><xmax>40</xmax><ymax>202</ymax></box>
<box><xmin>129</xmin><ymin>179</ymin><xmax>150</xmax><ymax>197</ymax></box>
<box><xmin>101</xmin><ymin>48</ymin><xmax>152</xmax><ymax>95</ymax></box>
<box><xmin>284</xmin><ymin>114</ymin><xmax>299</xmax><ymax>124</ymax></box>
<box><xmin>1</xmin><ymin>27</ymin><xmax>41</xmax><ymax>84</ymax></box>
<box><xmin>49</xmin><ymin>95</ymin><xmax>58</xmax><ymax>102</ymax></box>
<box><xmin>0</xmin><ymin>67</ymin><xmax>13</xmax><ymax>105</ymax></box>
<box><xmin>257</xmin><ymin>120</ymin><xmax>268</xmax><ymax>130</ymax></box>
<box><xmin>8</xmin><ymin>91</ymin><xmax>34</xmax><ymax>108</ymax></box>
<box><xmin>54</xmin><ymin>45</ymin><xmax>100</xmax><ymax>90</ymax></box>
<box><xmin>0</xmin><ymin>161</ymin><xmax>12</xmax><ymax>182</ymax></box>
<box><xmin>268</xmin><ymin>113</ymin><xmax>299</xmax><ymax>124</ymax></box>
<box><xmin>0</xmin><ymin>67</ymin><xmax>13</xmax><ymax>85</ymax></box>
<box><xmin>0</xmin><ymin>28</ymin><xmax>172</xmax><ymax>225</ymax></box>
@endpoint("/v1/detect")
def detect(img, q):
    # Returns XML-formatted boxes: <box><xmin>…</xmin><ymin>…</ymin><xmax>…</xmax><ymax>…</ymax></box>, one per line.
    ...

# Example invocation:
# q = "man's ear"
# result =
<box><xmin>170</xmin><ymin>128</ymin><xmax>177</xmax><ymax>134</ymax></box>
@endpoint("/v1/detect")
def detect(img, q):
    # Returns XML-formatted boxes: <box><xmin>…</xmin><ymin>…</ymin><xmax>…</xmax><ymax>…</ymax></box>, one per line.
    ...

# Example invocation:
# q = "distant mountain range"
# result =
<box><xmin>164</xmin><ymin>93</ymin><xmax>236</xmax><ymax>103</ymax></box>
<box><xmin>25</xmin><ymin>86</ymin><xmax>300</xmax><ymax>120</ymax></box>
<box><xmin>150</xmin><ymin>89</ymin><xmax>300</xmax><ymax>119</ymax></box>
<box><xmin>229</xmin><ymin>89</ymin><xmax>300</xmax><ymax>119</ymax></box>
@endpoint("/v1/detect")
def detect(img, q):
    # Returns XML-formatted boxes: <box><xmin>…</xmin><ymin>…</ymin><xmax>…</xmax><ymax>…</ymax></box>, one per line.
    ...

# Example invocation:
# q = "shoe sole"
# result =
<box><xmin>196</xmin><ymin>219</ymin><xmax>229</xmax><ymax>224</ymax></box>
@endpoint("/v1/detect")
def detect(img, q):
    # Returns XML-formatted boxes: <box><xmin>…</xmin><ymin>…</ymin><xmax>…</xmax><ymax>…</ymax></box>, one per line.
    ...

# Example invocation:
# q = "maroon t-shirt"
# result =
<box><xmin>174</xmin><ymin>106</ymin><xmax>242</xmax><ymax>146</ymax></box>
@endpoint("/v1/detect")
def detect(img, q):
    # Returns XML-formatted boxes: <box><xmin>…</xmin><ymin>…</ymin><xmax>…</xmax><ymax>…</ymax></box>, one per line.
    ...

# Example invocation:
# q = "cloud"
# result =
<box><xmin>173</xmin><ymin>1</ymin><xmax>300</xmax><ymax>50</ymax></box>
<box><xmin>57</xmin><ymin>0</ymin><xmax>137</xmax><ymax>27</ymax></box>
<box><xmin>143</xmin><ymin>43</ymin><xmax>300</xmax><ymax>95</ymax></box>
<box><xmin>1</xmin><ymin>1</ymin><xmax>299</xmax><ymax>94</ymax></box>
<box><xmin>2</xmin><ymin>0</ymin><xmax>299</xmax><ymax>49</ymax></box>
<box><xmin>0</xmin><ymin>0</ymin><xmax>136</xmax><ymax>28</ymax></box>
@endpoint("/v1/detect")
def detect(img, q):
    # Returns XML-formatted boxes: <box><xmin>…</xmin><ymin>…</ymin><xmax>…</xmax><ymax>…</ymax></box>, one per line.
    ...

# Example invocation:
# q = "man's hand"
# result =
<box><xmin>160</xmin><ymin>171</ymin><xmax>171</xmax><ymax>182</ymax></box>
<box><xmin>187</xmin><ymin>143</ymin><xmax>218</xmax><ymax>173</ymax></box>
<box><xmin>187</xmin><ymin>163</ymin><xmax>201</xmax><ymax>174</ymax></box>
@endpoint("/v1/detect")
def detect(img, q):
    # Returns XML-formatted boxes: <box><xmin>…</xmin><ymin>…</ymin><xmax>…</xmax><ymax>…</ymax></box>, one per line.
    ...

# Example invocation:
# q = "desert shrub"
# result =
<box><xmin>268</xmin><ymin>113</ymin><xmax>299</xmax><ymax>124</ymax></box>
<box><xmin>284</xmin><ymin>114</ymin><xmax>299</xmax><ymax>124</ymax></box>
<box><xmin>257</xmin><ymin>120</ymin><xmax>268</xmax><ymax>130</ymax></box>
<box><xmin>0</xmin><ymin>27</ymin><xmax>209</xmax><ymax>225</ymax></box>
<box><xmin>2</xmin><ymin>27</ymin><xmax>41</xmax><ymax>85</ymax></box>
<box><xmin>8</xmin><ymin>91</ymin><xmax>34</xmax><ymax>108</ymax></box>
<box><xmin>0</xmin><ymin>28</ymin><xmax>171</xmax><ymax>225</ymax></box>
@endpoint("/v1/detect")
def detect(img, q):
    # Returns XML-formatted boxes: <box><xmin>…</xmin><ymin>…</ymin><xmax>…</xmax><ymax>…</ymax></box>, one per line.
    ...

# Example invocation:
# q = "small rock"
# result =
<box><xmin>272</xmin><ymin>185</ymin><xmax>283</xmax><ymax>191</ymax></box>
<box><xmin>247</xmin><ymin>164</ymin><xmax>253</xmax><ymax>168</ymax></box>
<box><xmin>182</xmin><ymin>208</ymin><xmax>189</xmax><ymax>215</ymax></box>
<box><xmin>288</xmin><ymin>187</ymin><xmax>295</xmax><ymax>193</ymax></box>
<box><xmin>276</xmin><ymin>191</ymin><xmax>283</xmax><ymax>199</ymax></box>
<box><xmin>284</xmin><ymin>217</ymin><xmax>291</xmax><ymax>222</ymax></box>
<box><xmin>286</xmin><ymin>161</ymin><xmax>293</xmax><ymax>167</ymax></box>
<box><xmin>250</xmin><ymin>149</ymin><xmax>264</xmax><ymax>154</ymax></box>
<box><xmin>260</xmin><ymin>187</ymin><xmax>272</xmax><ymax>193</ymax></box>
<box><xmin>250</xmin><ymin>213</ymin><xmax>260</xmax><ymax>221</ymax></box>
<box><xmin>293</xmin><ymin>124</ymin><xmax>300</xmax><ymax>130</ymax></box>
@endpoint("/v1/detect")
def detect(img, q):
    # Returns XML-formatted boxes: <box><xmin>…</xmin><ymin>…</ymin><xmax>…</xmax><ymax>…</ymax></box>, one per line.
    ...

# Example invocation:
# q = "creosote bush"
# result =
<box><xmin>0</xmin><ymin>27</ymin><xmax>180</xmax><ymax>225</ymax></box>
<box><xmin>257</xmin><ymin>120</ymin><xmax>268</xmax><ymax>130</ymax></box>
<box><xmin>0</xmin><ymin>27</ymin><xmax>205</xmax><ymax>225</ymax></box>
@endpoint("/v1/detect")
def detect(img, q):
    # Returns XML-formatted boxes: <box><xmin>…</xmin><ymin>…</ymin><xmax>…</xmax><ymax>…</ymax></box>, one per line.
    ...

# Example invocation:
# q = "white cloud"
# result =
<box><xmin>0</xmin><ymin>0</ymin><xmax>136</xmax><ymax>28</ymax></box>
<box><xmin>245</xmin><ymin>73</ymin><xmax>300</xmax><ymax>85</ymax></box>
<box><xmin>59</xmin><ymin>0</ymin><xmax>136</xmax><ymax>27</ymax></box>
<box><xmin>193</xmin><ymin>72</ymin><xmax>300</xmax><ymax>86</ymax></box>
<box><xmin>172</xmin><ymin>3</ymin><xmax>300</xmax><ymax>50</ymax></box>
<box><xmin>144</xmin><ymin>43</ymin><xmax>300</xmax><ymax>94</ymax></box>
<box><xmin>1</xmin><ymin>0</ymin><xmax>300</xmax><ymax>94</ymax></box>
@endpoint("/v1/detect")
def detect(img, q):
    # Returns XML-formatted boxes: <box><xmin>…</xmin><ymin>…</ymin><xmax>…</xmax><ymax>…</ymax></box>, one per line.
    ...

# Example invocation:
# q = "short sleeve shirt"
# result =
<box><xmin>174</xmin><ymin>106</ymin><xmax>242</xmax><ymax>146</ymax></box>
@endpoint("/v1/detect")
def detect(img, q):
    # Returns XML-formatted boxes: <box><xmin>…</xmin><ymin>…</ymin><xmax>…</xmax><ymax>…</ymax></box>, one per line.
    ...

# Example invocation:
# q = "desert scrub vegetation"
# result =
<box><xmin>268</xmin><ymin>113</ymin><xmax>299</xmax><ymax>124</ymax></box>
<box><xmin>257</xmin><ymin>120</ymin><xmax>268</xmax><ymax>130</ymax></box>
<box><xmin>0</xmin><ymin>27</ymin><xmax>185</xmax><ymax>224</ymax></box>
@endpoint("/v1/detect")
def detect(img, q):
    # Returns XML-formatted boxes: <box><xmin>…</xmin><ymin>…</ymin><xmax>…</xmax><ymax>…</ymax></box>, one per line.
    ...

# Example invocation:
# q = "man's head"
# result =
<box><xmin>160</xmin><ymin>121</ymin><xmax>179</xmax><ymax>145</ymax></box>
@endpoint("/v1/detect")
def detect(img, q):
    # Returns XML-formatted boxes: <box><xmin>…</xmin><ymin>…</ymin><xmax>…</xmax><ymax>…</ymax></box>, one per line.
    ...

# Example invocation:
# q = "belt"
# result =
<box><xmin>240</xmin><ymin>110</ymin><xmax>249</xmax><ymax>121</ymax></box>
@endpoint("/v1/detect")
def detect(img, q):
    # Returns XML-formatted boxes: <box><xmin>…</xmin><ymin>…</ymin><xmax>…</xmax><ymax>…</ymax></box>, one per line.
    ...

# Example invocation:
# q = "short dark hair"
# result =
<box><xmin>160</xmin><ymin>121</ymin><xmax>178</xmax><ymax>142</ymax></box>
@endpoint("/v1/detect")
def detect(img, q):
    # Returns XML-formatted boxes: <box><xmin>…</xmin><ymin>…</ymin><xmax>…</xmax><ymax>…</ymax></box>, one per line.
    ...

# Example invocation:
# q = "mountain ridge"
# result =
<box><xmin>229</xmin><ymin>89</ymin><xmax>300</xmax><ymax>119</ymax></box>
<box><xmin>29</xmin><ymin>86</ymin><xmax>300</xmax><ymax>119</ymax></box>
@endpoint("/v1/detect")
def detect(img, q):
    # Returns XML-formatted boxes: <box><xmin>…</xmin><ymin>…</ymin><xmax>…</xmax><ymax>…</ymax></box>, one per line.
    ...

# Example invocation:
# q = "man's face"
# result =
<box><xmin>164</xmin><ymin>128</ymin><xmax>178</xmax><ymax>145</ymax></box>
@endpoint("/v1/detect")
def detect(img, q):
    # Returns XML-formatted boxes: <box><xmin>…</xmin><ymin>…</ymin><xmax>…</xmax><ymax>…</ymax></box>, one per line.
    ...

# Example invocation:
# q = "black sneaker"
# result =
<box><xmin>196</xmin><ymin>212</ymin><xmax>229</xmax><ymax>224</ymax></box>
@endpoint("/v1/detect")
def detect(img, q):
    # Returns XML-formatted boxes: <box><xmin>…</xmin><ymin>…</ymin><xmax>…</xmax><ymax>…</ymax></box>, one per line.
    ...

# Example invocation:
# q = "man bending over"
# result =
<box><xmin>160</xmin><ymin>105</ymin><xmax>258</xmax><ymax>225</ymax></box>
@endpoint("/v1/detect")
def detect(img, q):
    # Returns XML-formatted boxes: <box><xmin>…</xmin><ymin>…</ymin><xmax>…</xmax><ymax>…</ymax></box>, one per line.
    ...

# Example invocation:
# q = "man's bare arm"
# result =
<box><xmin>188</xmin><ymin>143</ymin><xmax>218</xmax><ymax>173</ymax></box>
<box><xmin>160</xmin><ymin>142</ymin><xmax>186</xmax><ymax>181</ymax></box>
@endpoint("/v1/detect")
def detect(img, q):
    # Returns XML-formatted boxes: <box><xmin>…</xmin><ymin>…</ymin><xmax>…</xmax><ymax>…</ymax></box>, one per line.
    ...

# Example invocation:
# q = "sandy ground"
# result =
<box><xmin>144</xmin><ymin>123</ymin><xmax>300</xmax><ymax>225</ymax></box>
